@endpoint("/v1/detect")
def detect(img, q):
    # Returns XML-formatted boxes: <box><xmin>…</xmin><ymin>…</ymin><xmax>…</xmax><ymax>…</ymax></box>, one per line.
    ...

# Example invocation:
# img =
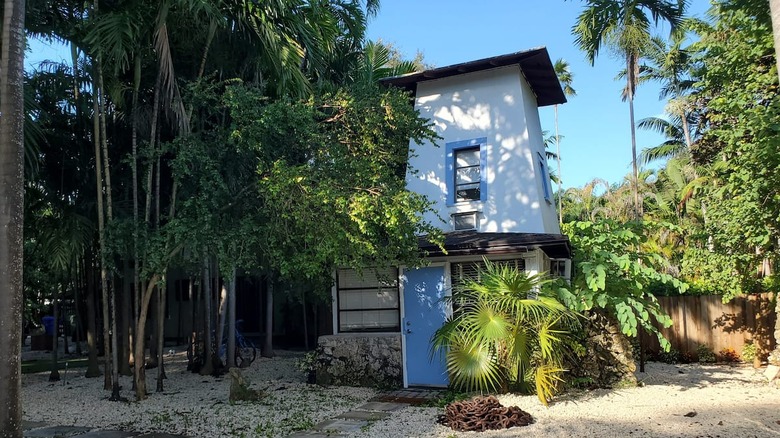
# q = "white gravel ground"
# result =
<box><xmin>358</xmin><ymin>363</ymin><xmax>780</xmax><ymax>438</ymax></box>
<box><xmin>22</xmin><ymin>349</ymin><xmax>375</xmax><ymax>437</ymax></box>
<box><xmin>22</xmin><ymin>350</ymin><xmax>780</xmax><ymax>438</ymax></box>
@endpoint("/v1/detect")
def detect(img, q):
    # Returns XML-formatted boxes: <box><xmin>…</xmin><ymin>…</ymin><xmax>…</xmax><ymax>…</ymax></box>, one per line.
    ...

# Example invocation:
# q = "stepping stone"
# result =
<box><xmin>24</xmin><ymin>426</ymin><xmax>93</xmax><ymax>437</ymax></box>
<box><xmin>22</xmin><ymin>421</ymin><xmax>49</xmax><ymax>431</ymax></box>
<box><xmin>355</xmin><ymin>402</ymin><xmax>407</xmax><ymax>412</ymax></box>
<box><xmin>336</xmin><ymin>411</ymin><xmax>390</xmax><ymax>421</ymax></box>
<box><xmin>78</xmin><ymin>431</ymin><xmax>140</xmax><ymax>437</ymax></box>
<box><xmin>314</xmin><ymin>418</ymin><xmax>368</xmax><ymax>433</ymax></box>
<box><xmin>287</xmin><ymin>432</ymin><xmax>335</xmax><ymax>438</ymax></box>
<box><xmin>137</xmin><ymin>434</ymin><xmax>190</xmax><ymax>438</ymax></box>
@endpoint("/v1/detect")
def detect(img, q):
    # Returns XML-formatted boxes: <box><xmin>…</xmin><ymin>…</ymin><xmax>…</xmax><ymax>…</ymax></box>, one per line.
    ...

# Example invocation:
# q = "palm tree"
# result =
<box><xmin>573</xmin><ymin>0</ymin><xmax>686</xmax><ymax>221</ymax></box>
<box><xmin>553</xmin><ymin>59</ymin><xmax>576</xmax><ymax>225</ymax></box>
<box><xmin>431</xmin><ymin>260</ymin><xmax>578</xmax><ymax>405</ymax></box>
<box><xmin>0</xmin><ymin>0</ymin><xmax>26</xmax><ymax>435</ymax></box>
<box><xmin>638</xmin><ymin>32</ymin><xmax>696</xmax><ymax>148</ymax></box>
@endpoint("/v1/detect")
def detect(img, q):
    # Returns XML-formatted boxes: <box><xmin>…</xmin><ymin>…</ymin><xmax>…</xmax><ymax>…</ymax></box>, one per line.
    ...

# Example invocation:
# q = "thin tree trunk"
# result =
<box><xmin>627</xmin><ymin>52</ymin><xmax>644</xmax><ymax>373</ymax></box>
<box><xmin>85</xmin><ymin>256</ymin><xmax>101</xmax><ymax>377</ymax></box>
<box><xmin>554</xmin><ymin>104</ymin><xmax>563</xmax><ymax>225</ymax></box>
<box><xmin>148</xmin><ymin>289</ymin><xmax>159</xmax><ymax>368</ymax></box>
<box><xmin>227</xmin><ymin>268</ymin><xmax>236</xmax><ymax>369</ymax></box>
<box><xmin>156</xmin><ymin>281</ymin><xmax>166</xmax><ymax>391</ymax></box>
<box><xmin>49</xmin><ymin>288</ymin><xmax>60</xmax><ymax>382</ymax></box>
<box><xmin>217</xmin><ymin>281</ymin><xmax>228</xmax><ymax>364</ymax></box>
<box><xmin>91</xmin><ymin>69</ymin><xmax>112</xmax><ymax>391</ymax></box>
<box><xmin>193</xmin><ymin>277</ymin><xmax>202</xmax><ymax>371</ymax></box>
<box><xmin>130</xmin><ymin>54</ymin><xmax>141</xmax><ymax>373</ymax></box>
<box><xmin>200</xmin><ymin>253</ymin><xmax>215</xmax><ymax>375</ymax></box>
<box><xmin>263</xmin><ymin>275</ymin><xmax>274</xmax><ymax>358</ymax></box>
<box><xmin>134</xmin><ymin>274</ymin><xmax>161</xmax><ymax>400</ymax></box>
<box><xmin>120</xmin><ymin>260</ymin><xmax>132</xmax><ymax>376</ymax></box>
<box><xmin>74</xmin><ymin>270</ymin><xmax>83</xmax><ymax>356</ymax></box>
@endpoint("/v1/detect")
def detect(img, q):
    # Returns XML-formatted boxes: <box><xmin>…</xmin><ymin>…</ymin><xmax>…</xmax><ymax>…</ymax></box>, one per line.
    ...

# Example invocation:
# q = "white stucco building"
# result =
<box><xmin>319</xmin><ymin>48</ymin><xmax>571</xmax><ymax>388</ymax></box>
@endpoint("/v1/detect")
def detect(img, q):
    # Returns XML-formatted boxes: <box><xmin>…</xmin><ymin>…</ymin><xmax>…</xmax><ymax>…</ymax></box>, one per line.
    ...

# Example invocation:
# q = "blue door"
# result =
<box><xmin>402</xmin><ymin>265</ymin><xmax>449</xmax><ymax>387</ymax></box>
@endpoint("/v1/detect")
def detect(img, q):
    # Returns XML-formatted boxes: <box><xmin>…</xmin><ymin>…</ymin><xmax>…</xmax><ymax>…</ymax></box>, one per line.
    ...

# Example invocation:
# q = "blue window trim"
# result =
<box><xmin>446</xmin><ymin>138</ymin><xmax>488</xmax><ymax>206</ymax></box>
<box><xmin>537</xmin><ymin>152</ymin><xmax>552</xmax><ymax>204</ymax></box>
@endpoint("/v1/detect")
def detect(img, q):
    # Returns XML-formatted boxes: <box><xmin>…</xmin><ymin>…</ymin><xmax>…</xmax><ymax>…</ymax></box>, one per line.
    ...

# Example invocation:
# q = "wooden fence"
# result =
<box><xmin>645</xmin><ymin>293</ymin><xmax>776</xmax><ymax>360</ymax></box>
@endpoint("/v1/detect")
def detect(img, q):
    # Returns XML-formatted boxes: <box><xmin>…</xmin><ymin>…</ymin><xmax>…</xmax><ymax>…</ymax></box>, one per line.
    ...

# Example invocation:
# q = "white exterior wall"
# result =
<box><xmin>406</xmin><ymin>65</ymin><xmax>561</xmax><ymax>234</ymax></box>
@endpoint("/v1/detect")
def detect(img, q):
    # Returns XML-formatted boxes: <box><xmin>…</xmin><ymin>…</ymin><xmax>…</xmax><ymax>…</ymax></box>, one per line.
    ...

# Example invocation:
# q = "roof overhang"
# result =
<box><xmin>419</xmin><ymin>231</ymin><xmax>572</xmax><ymax>259</ymax></box>
<box><xmin>380</xmin><ymin>47</ymin><xmax>566</xmax><ymax>107</ymax></box>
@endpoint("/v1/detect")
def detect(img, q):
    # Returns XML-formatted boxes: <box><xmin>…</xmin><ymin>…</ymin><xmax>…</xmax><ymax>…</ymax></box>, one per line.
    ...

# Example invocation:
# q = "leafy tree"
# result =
<box><xmin>555</xmin><ymin>220</ymin><xmax>688</xmax><ymax>352</ymax></box>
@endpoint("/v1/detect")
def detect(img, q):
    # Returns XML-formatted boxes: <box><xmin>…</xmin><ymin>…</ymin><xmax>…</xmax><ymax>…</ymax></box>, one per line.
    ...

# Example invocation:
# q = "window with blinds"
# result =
<box><xmin>450</xmin><ymin>259</ymin><xmax>526</xmax><ymax>287</ymax></box>
<box><xmin>336</xmin><ymin>268</ymin><xmax>400</xmax><ymax>333</ymax></box>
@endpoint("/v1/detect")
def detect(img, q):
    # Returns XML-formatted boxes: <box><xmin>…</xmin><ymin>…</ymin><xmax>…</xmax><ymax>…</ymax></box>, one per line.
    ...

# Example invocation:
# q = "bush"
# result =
<box><xmin>718</xmin><ymin>347</ymin><xmax>741</xmax><ymax>363</ymax></box>
<box><xmin>657</xmin><ymin>349</ymin><xmax>682</xmax><ymax>364</ymax></box>
<box><xmin>432</xmin><ymin>259</ymin><xmax>580</xmax><ymax>406</ymax></box>
<box><xmin>696</xmin><ymin>344</ymin><xmax>716</xmax><ymax>363</ymax></box>
<box><xmin>741</xmin><ymin>342</ymin><xmax>758</xmax><ymax>362</ymax></box>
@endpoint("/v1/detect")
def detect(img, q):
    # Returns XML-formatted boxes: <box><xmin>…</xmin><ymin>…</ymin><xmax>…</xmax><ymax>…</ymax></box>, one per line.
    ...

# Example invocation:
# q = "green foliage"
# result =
<box><xmin>555</xmin><ymin>220</ymin><xmax>688</xmax><ymax>352</ymax></box>
<box><xmin>684</xmin><ymin>0</ymin><xmax>780</xmax><ymax>298</ymax></box>
<box><xmin>741</xmin><ymin>342</ymin><xmax>758</xmax><ymax>362</ymax></box>
<box><xmin>432</xmin><ymin>259</ymin><xmax>579</xmax><ymax>405</ymax></box>
<box><xmin>161</xmin><ymin>80</ymin><xmax>441</xmax><ymax>283</ymax></box>
<box><xmin>696</xmin><ymin>344</ymin><xmax>716</xmax><ymax>363</ymax></box>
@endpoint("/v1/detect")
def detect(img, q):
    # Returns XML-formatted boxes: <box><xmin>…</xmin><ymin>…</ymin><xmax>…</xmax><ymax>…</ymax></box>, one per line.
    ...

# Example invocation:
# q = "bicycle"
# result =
<box><xmin>218</xmin><ymin>320</ymin><xmax>257</xmax><ymax>368</ymax></box>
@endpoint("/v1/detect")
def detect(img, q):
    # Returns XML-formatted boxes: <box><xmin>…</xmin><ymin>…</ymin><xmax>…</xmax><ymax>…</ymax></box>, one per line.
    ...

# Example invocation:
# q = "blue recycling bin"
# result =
<box><xmin>42</xmin><ymin>316</ymin><xmax>55</xmax><ymax>335</ymax></box>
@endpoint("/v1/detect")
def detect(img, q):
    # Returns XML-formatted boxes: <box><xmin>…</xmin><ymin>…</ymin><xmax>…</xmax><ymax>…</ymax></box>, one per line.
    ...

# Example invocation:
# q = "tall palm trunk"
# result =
<box><xmin>626</xmin><ymin>52</ymin><xmax>645</xmax><ymax>373</ymax></box>
<box><xmin>200</xmin><ymin>252</ymin><xmax>215</xmax><ymax>375</ymax></box>
<box><xmin>96</xmin><ymin>59</ymin><xmax>122</xmax><ymax>401</ymax></box>
<box><xmin>49</xmin><ymin>287</ymin><xmax>61</xmax><ymax>381</ymax></box>
<box><xmin>0</xmin><ymin>1</ymin><xmax>26</xmax><ymax>435</ymax></box>
<box><xmin>626</xmin><ymin>53</ymin><xmax>640</xmax><ymax>221</ymax></box>
<box><xmin>84</xmin><ymin>255</ymin><xmax>101</xmax><ymax>377</ymax></box>
<box><xmin>227</xmin><ymin>268</ymin><xmax>237</xmax><ymax>369</ymax></box>
<box><xmin>554</xmin><ymin>104</ymin><xmax>563</xmax><ymax>225</ymax></box>
<box><xmin>120</xmin><ymin>259</ymin><xmax>132</xmax><ymax>375</ymax></box>
<box><xmin>156</xmin><ymin>282</ymin><xmax>166</xmax><ymax>391</ymax></box>
<box><xmin>130</xmin><ymin>54</ymin><xmax>142</xmax><ymax>371</ymax></box>
<box><xmin>91</xmin><ymin>70</ymin><xmax>112</xmax><ymax>392</ymax></box>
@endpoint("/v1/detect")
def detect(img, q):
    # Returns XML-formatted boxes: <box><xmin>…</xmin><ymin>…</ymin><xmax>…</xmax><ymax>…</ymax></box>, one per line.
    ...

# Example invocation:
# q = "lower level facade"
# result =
<box><xmin>316</xmin><ymin>231</ymin><xmax>571</xmax><ymax>388</ymax></box>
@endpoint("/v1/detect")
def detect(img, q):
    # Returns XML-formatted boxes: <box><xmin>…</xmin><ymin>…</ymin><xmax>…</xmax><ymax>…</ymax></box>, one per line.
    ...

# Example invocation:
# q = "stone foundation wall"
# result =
<box><xmin>316</xmin><ymin>333</ymin><xmax>402</xmax><ymax>388</ymax></box>
<box><xmin>571</xmin><ymin>310</ymin><xmax>637</xmax><ymax>388</ymax></box>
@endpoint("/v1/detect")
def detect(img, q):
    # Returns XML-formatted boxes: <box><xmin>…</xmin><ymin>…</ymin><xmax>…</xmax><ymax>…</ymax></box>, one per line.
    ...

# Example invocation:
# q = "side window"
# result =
<box><xmin>336</xmin><ymin>268</ymin><xmax>400</xmax><ymax>333</ymax></box>
<box><xmin>446</xmin><ymin>138</ymin><xmax>487</xmax><ymax>205</ymax></box>
<box><xmin>537</xmin><ymin>152</ymin><xmax>552</xmax><ymax>203</ymax></box>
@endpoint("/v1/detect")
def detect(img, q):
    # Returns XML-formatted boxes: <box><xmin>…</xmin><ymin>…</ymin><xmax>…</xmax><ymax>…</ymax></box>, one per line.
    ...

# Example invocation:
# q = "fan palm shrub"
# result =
<box><xmin>431</xmin><ymin>259</ymin><xmax>580</xmax><ymax>405</ymax></box>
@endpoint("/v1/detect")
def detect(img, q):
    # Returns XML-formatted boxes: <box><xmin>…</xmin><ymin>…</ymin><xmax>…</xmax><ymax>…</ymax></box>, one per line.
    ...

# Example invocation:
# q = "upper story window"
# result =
<box><xmin>455</xmin><ymin>147</ymin><xmax>481</xmax><ymax>201</ymax></box>
<box><xmin>446</xmin><ymin>138</ymin><xmax>487</xmax><ymax>206</ymax></box>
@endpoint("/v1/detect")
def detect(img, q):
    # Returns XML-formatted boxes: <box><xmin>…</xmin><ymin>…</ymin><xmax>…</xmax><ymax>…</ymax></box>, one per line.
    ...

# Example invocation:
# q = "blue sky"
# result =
<box><xmin>366</xmin><ymin>0</ymin><xmax>711</xmax><ymax>189</ymax></box>
<box><xmin>27</xmin><ymin>0</ymin><xmax>710</xmax><ymax>190</ymax></box>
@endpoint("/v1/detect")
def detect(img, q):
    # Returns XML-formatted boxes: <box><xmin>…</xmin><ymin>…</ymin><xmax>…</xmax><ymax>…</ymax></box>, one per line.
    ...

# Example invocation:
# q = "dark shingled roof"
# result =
<box><xmin>419</xmin><ymin>231</ymin><xmax>571</xmax><ymax>259</ymax></box>
<box><xmin>380</xmin><ymin>47</ymin><xmax>566</xmax><ymax>107</ymax></box>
